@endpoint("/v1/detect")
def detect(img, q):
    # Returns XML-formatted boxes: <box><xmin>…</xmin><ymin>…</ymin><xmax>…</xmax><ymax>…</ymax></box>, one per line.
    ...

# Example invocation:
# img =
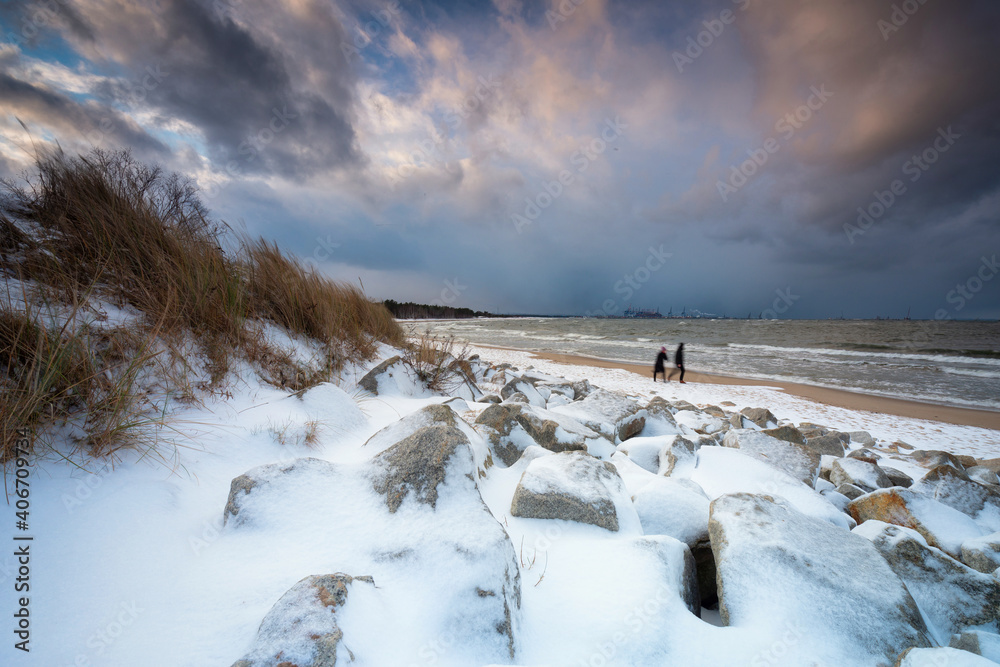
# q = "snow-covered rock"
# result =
<box><xmin>632</xmin><ymin>477</ymin><xmax>710</xmax><ymax>548</ymax></box>
<box><xmin>709</xmin><ymin>494</ymin><xmax>932</xmax><ymax>665</ymax></box>
<box><xmin>739</xmin><ymin>407</ymin><xmax>776</xmax><ymax>428</ymax></box>
<box><xmin>847</xmin><ymin>430</ymin><xmax>876</xmax><ymax>447</ymax></box>
<box><xmin>849</xmin><ymin>487</ymin><xmax>986</xmax><ymax>558</ymax></box>
<box><xmin>883</xmin><ymin>465</ymin><xmax>915</xmax><ymax>488</ymax></box>
<box><xmin>658</xmin><ymin>435</ymin><xmax>700</xmax><ymax>478</ymax></box>
<box><xmin>911</xmin><ymin>465</ymin><xmax>1000</xmax><ymax>531</ymax></box>
<box><xmin>295</xmin><ymin>382</ymin><xmax>368</xmax><ymax>433</ymax></box>
<box><xmin>510</xmin><ymin>451</ymin><xmax>634</xmax><ymax>532</ymax></box>
<box><xmin>231</xmin><ymin>573</ymin><xmax>374</xmax><ymax>667</ymax></box>
<box><xmin>910</xmin><ymin>449</ymin><xmax>966</xmax><ymax>471</ymax></box>
<box><xmin>804</xmin><ymin>432</ymin><xmax>847</xmax><ymax>457</ymax></box>
<box><xmin>894</xmin><ymin>647</ymin><xmax>1000</xmax><ymax>666</ymax></box>
<box><xmin>721</xmin><ymin>428</ymin><xmax>821</xmax><ymax>486</ymax></box>
<box><xmin>968</xmin><ymin>466</ymin><xmax>1000</xmax><ymax>487</ymax></box>
<box><xmin>362</xmin><ymin>403</ymin><xmax>465</xmax><ymax>453</ymax></box>
<box><xmin>674</xmin><ymin>409</ymin><xmax>725</xmax><ymax>435</ymax></box>
<box><xmin>551</xmin><ymin>389</ymin><xmax>647</xmax><ymax>442</ymax></box>
<box><xmin>691</xmin><ymin>446</ymin><xmax>854</xmax><ymax>529</ymax></box>
<box><xmin>501</xmin><ymin>377</ymin><xmax>546</xmax><ymax>408</ymax></box>
<box><xmin>853</xmin><ymin>521</ymin><xmax>1000</xmax><ymax>643</ymax></box>
<box><xmin>615</xmin><ymin>435</ymin><xmax>668</xmax><ymax>474</ymax></box>
<box><xmin>961</xmin><ymin>532</ymin><xmax>1000</xmax><ymax>574</ymax></box>
<box><xmin>357</xmin><ymin>356</ymin><xmax>428</xmax><ymax>396</ymax></box>
<box><xmin>949</xmin><ymin>630</ymin><xmax>1000</xmax><ymax>663</ymax></box>
<box><xmin>761</xmin><ymin>424</ymin><xmax>805</xmax><ymax>444</ymax></box>
<box><xmin>475</xmin><ymin>403</ymin><xmax>601</xmax><ymax>466</ymax></box>
<box><xmin>223</xmin><ymin>427</ymin><xmax>522</xmax><ymax>665</ymax></box>
<box><xmin>831</xmin><ymin>457</ymin><xmax>893</xmax><ymax>492</ymax></box>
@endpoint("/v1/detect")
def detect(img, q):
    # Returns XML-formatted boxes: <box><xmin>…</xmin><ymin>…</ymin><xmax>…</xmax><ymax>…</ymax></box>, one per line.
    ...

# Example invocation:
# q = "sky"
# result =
<box><xmin>1</xmin><ymin>0</ymin><xmax>999</xmax><ymax>319</ymax></box>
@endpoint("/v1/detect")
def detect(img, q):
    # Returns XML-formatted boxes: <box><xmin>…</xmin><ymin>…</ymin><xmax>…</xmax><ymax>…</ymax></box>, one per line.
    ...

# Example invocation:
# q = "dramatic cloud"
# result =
<box><xmin>1</xmin><ymin>0</ymin><xmax>998</xmax><ymax>318</ymax></box>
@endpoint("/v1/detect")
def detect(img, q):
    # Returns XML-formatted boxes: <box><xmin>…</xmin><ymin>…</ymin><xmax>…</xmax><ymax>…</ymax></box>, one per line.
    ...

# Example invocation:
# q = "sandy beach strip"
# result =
<box><xmin>476</xmin><ymin>345</ymin><xmax>1000</xmax><ymax>431</ymax></box>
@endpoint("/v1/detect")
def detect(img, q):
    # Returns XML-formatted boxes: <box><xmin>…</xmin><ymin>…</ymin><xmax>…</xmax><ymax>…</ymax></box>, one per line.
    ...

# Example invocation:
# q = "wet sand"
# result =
<box><xmin>480</xmin><ymin>345</ymin><xmax>1000</xmax><ymax>431</ymax></box>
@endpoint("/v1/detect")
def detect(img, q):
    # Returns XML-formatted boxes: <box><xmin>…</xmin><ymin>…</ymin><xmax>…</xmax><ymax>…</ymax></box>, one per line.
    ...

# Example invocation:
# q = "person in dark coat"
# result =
<box><xmin>653</xmin><ymin>346</ymin><xmax>668</xmax><ymax>382</ymax></box>
<box><xmin>667</xmin><ymin>342</ymin><xmax>685</xmax><ymax>383</ymax></box>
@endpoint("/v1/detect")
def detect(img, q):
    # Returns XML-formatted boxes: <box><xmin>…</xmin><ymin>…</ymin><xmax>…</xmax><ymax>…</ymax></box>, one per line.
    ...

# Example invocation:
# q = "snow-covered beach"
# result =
<box><xmin>6</xmin><ymin>339</ymin><xmax>1000</xmax><ymax>667</ymax></box>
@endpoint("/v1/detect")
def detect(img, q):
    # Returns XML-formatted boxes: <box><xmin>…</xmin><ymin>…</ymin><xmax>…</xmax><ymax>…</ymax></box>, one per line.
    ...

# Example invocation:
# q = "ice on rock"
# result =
<box><xmin>709</xmin><ymin>493</ymin><xmax>931</xmax><ymax>665</ymax></box>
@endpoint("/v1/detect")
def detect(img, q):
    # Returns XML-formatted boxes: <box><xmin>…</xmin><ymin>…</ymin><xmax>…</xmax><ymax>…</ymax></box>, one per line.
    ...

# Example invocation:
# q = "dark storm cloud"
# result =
<box><xmin>54</xmin><ymin>0</ymin><xmax>363</xmax><ymax>178</ymax></box>
<box><xmin>0</xmin><ymin>69</ymin><xmax>170</xmax><ymax>159</ymax></box>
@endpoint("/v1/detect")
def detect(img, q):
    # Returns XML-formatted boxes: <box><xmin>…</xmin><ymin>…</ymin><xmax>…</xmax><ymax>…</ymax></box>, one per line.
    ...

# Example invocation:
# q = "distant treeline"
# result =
<box><xmin>382</xmin><ymin>300</ymin><xmax>500</xmax><ymax>319</ymax></box>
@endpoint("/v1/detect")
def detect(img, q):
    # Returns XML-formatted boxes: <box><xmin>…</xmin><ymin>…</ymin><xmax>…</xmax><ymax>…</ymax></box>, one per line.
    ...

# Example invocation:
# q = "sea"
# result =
<box><xmin>408</xmin><ymin>318</ymin><xmax>1000</xmax><ymax>412</ymax></box>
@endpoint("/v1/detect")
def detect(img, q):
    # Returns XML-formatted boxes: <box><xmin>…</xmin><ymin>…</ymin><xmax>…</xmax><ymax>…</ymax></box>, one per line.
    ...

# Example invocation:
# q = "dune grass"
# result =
<box><xmin>0</xmin><ymin>148</ymin><xmax>402</xmax><ymax>463</ymax></box>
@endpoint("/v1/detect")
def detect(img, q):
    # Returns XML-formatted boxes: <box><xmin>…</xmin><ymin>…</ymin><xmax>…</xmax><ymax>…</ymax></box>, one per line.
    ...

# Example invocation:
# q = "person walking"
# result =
<box><xmin>667</xmin><ymin>342</ymin><xmax>685</xmax><ymax>383</ymax></box>
<box><xmin>653</xmin><ymin>346</ymin><xmax>668</xmax><ymax>382</ymax></box>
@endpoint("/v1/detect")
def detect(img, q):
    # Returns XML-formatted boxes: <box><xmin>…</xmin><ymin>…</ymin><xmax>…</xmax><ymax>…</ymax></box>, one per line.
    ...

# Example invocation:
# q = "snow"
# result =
<box><xmin>632</xmin><ymin>477</ymin><xmax>711</xmax><ymax>547</ymax></box>
<box><xmin>5</xmin><ymin>340</ymin><xmax>1000</xmax><ymax>666</ymax></box>
<box><xmin>691</xmin><ymin>446</ymin><xmax>854</xmax><ymax>529</ymax></box>
<box><xmin>896</xmin><ymin>647</ymin><xmax>1000</xmax><ymax>666</ymax></box>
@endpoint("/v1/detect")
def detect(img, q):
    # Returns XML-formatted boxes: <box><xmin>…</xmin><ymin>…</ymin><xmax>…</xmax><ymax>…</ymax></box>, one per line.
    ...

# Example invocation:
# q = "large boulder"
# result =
<box><xmin>849</xmin><ymin>488</ymin><xmax>986</xmax><ymax>559</ymax></box>
<box><xmin>722</xmin><ymin>429</ymin><xmax>821</xmax><ymax>486</ymax></box>
<box><xmin>854</xmin><ymin>521</ymin><xmax>1000</xmax><ymax>643</ymax></box>
<box><xmin>762</xmin><ymin>424</ymin><xmax>806</xmax><ymax>445</ymax></box>
<box><xmin>357</xmin><ymin>356</ymin><xmax>426</xmax><ymax>396</ymax></box>
<box><xmin>961</xmin><ymin>532</ymin><xmax>1000</xmax><ymax>574</ymax></box>
<box><xmin>224</xmin><ymin>430</ymin><xmax>521</xmax><ymax>664</ymax></box>
<box><xmin>739</xmin><ymin>407</ymin><xmax>776</xmax><ymax>428</ymax></box>
<box><xmin>231</xmin><ymin>573</ymin><xmax>373</xmax><ymax>667</ymax></box>
<box><xmin>362</xmin><ymin>403</ymin><xmax>463</xmax><ymax>453</ymax></box>
<box><xmin>830</xmin><ymin>457</ymin><xmax>893</xmax><ymax>493</ymax></box>
<box><xmin>510</xmin><ymin>451</ymin><xmax>633</xmax><ymax>532</ymax></box>
<box><xmin>911</xmin><ymin>465</ymin><xmax>1000</xmax><ymax>530</ymax></box>
<box><xmin>475</xmin><ymin>403</ymin><xmax>600</xmax><ymax>467</ymax></box>
<box><xmin>709</xmin><ymin>494</ymin><xmax>931</xmax><ymax>665</ymax></box>
<box><xmin>804</xmin><ymin>433</ymin><xmax>847</xmax><ymax>457</ymax></box>
<box><xmin>370</xmin><ymin>425</ymin><xmax>473</xmax><ymax>512</ymax></box>
<box><xmin>968</xmin><ymin>466</ymin><xmax>1000</xmax><ymax>487</ymax></box>
<box><xmin>551</xmin><ymin>389</ymin><xmax>647</xmax><ymax>442</ymax></box>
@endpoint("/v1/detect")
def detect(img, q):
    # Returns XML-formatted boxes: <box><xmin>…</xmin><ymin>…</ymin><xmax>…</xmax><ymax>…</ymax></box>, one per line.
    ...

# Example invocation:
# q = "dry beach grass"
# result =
<box><xmin>0</xmin><ymin>149</ymin><xmax>403</xmax><ymax>463</ymax></box>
